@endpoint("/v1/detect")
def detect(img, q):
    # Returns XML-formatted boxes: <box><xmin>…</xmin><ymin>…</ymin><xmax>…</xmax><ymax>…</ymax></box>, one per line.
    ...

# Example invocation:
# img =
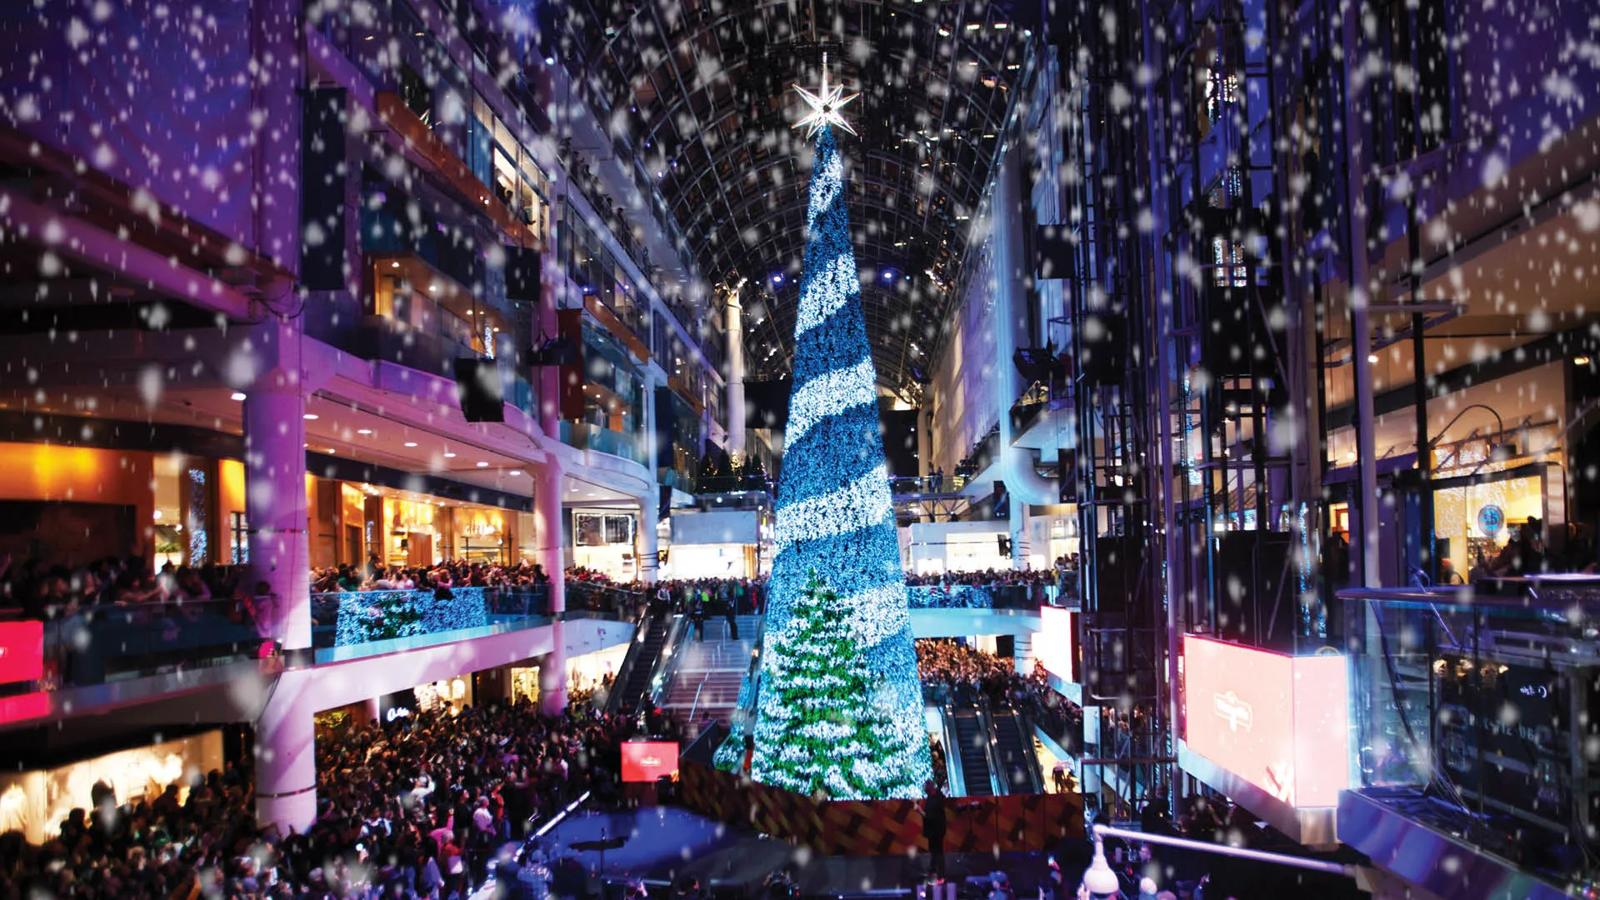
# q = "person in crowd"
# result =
<box><xmin>1491</xmin><ymin>516</ymin><xmax>1546</xmax><ymax>576</ymax></box>
<box><xmin>921</xmin><ymin>779</ymin><xmax>949</xmax><ymax>881</ymax></box>
<box><xmin>0</xmin><ymin>698</ymin><xmax>651</xmax><ymax>898</ymax></box>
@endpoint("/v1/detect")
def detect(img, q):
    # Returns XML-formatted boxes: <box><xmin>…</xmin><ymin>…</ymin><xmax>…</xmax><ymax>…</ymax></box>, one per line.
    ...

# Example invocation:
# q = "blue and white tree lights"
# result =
<box><xmin>747</xmin><ymin>121</ymin><xmax>933</xmax><ymax>798</ymax></box>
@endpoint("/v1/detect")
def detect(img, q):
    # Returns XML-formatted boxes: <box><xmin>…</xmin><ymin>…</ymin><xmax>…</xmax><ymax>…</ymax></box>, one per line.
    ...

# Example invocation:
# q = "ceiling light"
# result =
<box><xmin>443</xmin><ymin>451</ymin><xmax>457</xmax><ymax>458</ymax></box>
<box><xmin>404</xmin><ymin>441</ymin><xmax>418</xmax><ymax>448</ymax></box>
<box><xmin>1574</xmin><ymin>355</ymin><xmax>1592</xmax><ymax>366</ymax></box>
<box><xmin>510</xmin><ymin>470</ymin><xmax>523</xmax><ymax>476</ymax></box>
<box><xmin>993</xmin><ymin>21</ymin><xmax>1008</xmax><ymax>29</ymax></box>
<box><xmin>303</xmin><ymin>413</ymin><xmax>319</xmax><ymax>420</ymax></box>
<box><xmin>965</xmin><ymin>22</ymin><xmax>982</xmax><ymax>31</ymax></box>
<box><xmin>1367</xmin><ymin>353</ymin><xmax>1379</xmax><ymax>364</ymax></box>
<box><xmin>429</xmin><ymin>283</ymin><xmax>439</xmax><ymax>293</ymax></box>
<box><xmin>230</xmin><ymin>392</ymin><xmax>247</xmax><ymax>401</ymax></box>
<box><xmin>391</xmin><ymin>261</ymin><xmax>400</xmax><ymax>269</ymax></box>
<box><xmin>356</xmin><ymin>428</ymin><xmax>373</xmax><ymax>435</ymax></box>
<box><xmin>476</xmin><ymin>461</ymin><xmax>489</xmax><ymax>468</ymax></box>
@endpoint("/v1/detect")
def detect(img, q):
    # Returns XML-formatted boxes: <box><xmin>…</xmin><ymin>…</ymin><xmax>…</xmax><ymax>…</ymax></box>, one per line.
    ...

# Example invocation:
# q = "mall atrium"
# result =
<box><xmin>0</xmin><ymin>1</ymin><xmax>1597</xmax><ymax>897</ymax></box>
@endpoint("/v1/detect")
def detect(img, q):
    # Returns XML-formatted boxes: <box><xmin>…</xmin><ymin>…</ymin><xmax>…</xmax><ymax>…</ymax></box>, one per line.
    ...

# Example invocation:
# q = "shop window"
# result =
<box><xmin>1210</xmin><ymin>237</ymin><xmax>1248</xmax><ymax>288</ymax></box>
<box><xmin>400</xmin><ymin>65</ymin><xmax>431</xmax><ymax>125</ymax></box>
<box><xmin>230</xmin><ymin>511</ymin><xmax>249</xmax><ymax>564</ymax></box>
<box><xmin>185</xmin><ymin>467</ymin><xmax>208</xmax><ymax>565</ymax></box>
<box><xmin>1378</xmin><ymin>0</ymin><xmax>1452</xmax><ymax>162</ymax></box>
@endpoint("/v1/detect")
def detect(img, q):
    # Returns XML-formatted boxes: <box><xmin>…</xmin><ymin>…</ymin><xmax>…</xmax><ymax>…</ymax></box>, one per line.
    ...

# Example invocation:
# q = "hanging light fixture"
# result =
<box><xmin>1083</xmin><ymin>837</ymin><xmax>1121</xmax><ymax>897</ymax></box>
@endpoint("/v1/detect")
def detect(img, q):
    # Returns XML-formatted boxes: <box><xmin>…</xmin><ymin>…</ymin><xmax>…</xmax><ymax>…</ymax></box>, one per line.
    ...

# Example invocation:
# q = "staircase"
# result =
<box><xmin>614</xmin><ymin>612</ymin><xmax>672</xmax><ymax>715</ymax></box>
<box><xmin>659</xmin><ymin>615</ymin><xmax>760</xmax><ymax>727</ymax></box>
<box><xmin>991</xmin><ymin>706</ymin><xmax>1042</xmax><ymax>794</ymax></box>
<box><xmin>951</xmin><ymin>706</ymin><xmax>995</xmax><ymax>797</ymax></box>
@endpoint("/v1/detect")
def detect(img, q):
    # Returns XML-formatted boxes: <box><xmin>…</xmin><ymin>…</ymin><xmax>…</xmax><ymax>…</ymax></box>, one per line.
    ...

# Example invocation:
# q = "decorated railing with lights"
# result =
<box><xmin>310</xmin><ymin>586</ymin><xmax>559</xmax><ymax>660</ymax></box>
<box><xmin>904</xmin><ymin>583</ymin><xmax>1041</xmax><ymax>610</ymax></box>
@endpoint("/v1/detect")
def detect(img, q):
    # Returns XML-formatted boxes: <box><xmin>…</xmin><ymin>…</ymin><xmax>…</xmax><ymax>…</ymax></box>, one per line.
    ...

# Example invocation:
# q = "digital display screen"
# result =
<box><xmin>1182</xmin><ymin>635</ymin><xmax>1350</xmax><ymax>807</ymax></box>
<box><xmin>621</xmin><ymin>741</ymin><xmax>679</xmax><ymax>783</ymax></box>
<box><xmin>0</xmin><ymin>621</ymin><xmax>44</xmax><ymax>684</ymax></box>
<box><xmin>1036</xmin><ymin>606</ymin><xmax>1076</xmax><ymax>682</ymax></box>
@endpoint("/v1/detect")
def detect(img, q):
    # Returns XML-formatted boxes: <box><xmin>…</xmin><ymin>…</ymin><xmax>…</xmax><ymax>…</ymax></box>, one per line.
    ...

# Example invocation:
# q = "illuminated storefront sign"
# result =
<box><xmin>1181</xmin><ymin>634</ymin><xmax>1349</xmax><ymax>808</ymax></box>
<box><xmin>621</xmin><ymin>741</ymin><xmax>680</xmax><ymax>783</ymax></box>
<box><xmin>0</xmin><ymin>621</ymin><xmax>44</xmax><ymax>684</ymax></box>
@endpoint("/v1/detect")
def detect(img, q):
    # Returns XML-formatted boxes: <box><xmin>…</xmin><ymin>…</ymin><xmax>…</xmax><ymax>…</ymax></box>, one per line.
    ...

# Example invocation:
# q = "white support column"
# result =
<box><xmin>244</xmin><ymin>321</ymin><xmax>310</xmax><ymax>651</ymax></box>
<box><xmin>725</xmin><ymin>287</ymin><xmax>747</xmax><ymax>460</ymax></box>
<box><xmin>535</xmin><ymin>460</ymin><xmax>568</xmax><ymax>715</ymax></box>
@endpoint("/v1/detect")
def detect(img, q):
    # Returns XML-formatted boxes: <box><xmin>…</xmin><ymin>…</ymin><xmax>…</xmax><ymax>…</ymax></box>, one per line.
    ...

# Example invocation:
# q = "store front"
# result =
<box><xmin>0</xmin><ymin>730</ymin><xmax>224</xmax><ymax>843</ymax></box>
<box><xmin>903</xmin><ymin>520</ymin><xmax>1013</xmax><ymax>574</ymax></box>
<box><xmin>571</xmin><ymin>507</ymin><xmax>638</xmax><ymax>579</ymax></box>
<box><xmin>664</xmin><ymin>508</ymin><xmax>765</xmax><ymax>579</ymax></box>
<box><xmin>1431</xmin><ymin>462</ymin><xmax>1563</xmax><ymax>581</ymax></box>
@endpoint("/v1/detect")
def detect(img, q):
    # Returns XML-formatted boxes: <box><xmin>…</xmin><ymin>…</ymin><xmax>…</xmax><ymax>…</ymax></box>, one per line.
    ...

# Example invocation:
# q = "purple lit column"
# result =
<box><xmin>244</xmin><ymin>327</ymin><xmax>310</xmax><ymax>651</ymax></box>
<box><xmin>535</xmin><ymin>460</ymin><xmax>567</xmax><ymax>715</ymax></box>
<box><xmin>255</xmin><ymin>693</ymin><xmax>316</xmax><ymax>831</ymax></box>
<box><xmin>638</xmin><ymin>369</ymin><xmax>661</xmax><ymax>584</ymax></box>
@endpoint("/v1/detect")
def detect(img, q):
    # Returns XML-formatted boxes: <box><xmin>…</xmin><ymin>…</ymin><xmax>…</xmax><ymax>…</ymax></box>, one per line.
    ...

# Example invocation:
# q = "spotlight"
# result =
<box><xmin>230</xmin><ymin>392</ymin><xmax>247</xmax><ymax>401</ymax></box>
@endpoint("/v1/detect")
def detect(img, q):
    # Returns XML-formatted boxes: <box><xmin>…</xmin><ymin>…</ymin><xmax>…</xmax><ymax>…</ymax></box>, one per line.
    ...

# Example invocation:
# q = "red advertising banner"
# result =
<box><xmin>0</xmin><ymin>621</ymin><xmax>44</xmax><ymax>684</ymax></box>
<box><xmin>621</xmin><ymin>741</ymin><xmax>680</xmax><ymax>783</ymax></box>
<box><xmin>1181</xmin><ymin>634</ymin><xmax>1350</xmax><ymax>808</ymax></box>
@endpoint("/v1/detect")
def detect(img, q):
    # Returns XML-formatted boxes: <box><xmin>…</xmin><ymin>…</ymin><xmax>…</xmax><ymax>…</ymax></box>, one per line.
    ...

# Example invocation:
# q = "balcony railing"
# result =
<box><xmin>1</xmin><ymin>599</ymin><xmax>270</xmax><ymax>690</ymax></box>
<box><xmin>560</xmin><ymin>420</ymin><xmax>644</xmax><ymax>464</ymax></box>
<box><xmin>303</xmin><ymin>311</ymin><xmax>535</xmax><ymax>413</ymax></box>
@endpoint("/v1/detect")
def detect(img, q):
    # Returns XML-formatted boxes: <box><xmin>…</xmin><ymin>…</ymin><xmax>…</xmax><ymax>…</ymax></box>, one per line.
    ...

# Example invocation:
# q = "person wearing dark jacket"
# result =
<box><xmin>922</xmin><ymin>780</ymin><xmax>949</xmax><ymax>880</ymax></box>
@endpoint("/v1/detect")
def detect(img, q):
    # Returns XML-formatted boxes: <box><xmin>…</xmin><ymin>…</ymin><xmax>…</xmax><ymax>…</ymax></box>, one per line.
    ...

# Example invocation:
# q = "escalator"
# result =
<box><xmin>609</xmin><ymin>608</ymin><xmax>675</xmax><ymax>716</ymax></box>
<box><xmin>989</xmin><ymin>704</ymin><xmax>1044</xmax><ymax>794</ymax></box>
<box><xmin>950</xmin><ymin>704</ymin><xmax>996</xmax><ymax>797</ymax></box>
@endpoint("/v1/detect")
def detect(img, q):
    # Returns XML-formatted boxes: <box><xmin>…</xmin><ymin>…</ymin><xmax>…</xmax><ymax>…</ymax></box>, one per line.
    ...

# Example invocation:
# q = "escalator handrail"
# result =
<box><xmin>605</xmin><ymin>603</ymin><xmax>661</xmax><ymax>715</ymax></box>
<box><xmin>971</xmin><ymin>700</ymin><xmax>1008</xmax><ymax>796</ymax></box>
<box><xmin>946</xmin><ymin>695</ymin><xmax>1002</xmax><ymax>796</ymax></box>
<box><xmin>639</xmin><ymin>612</ymin><xmax>690</xmax><ymax>712</ymax></box>
<box><xmin>987</xmin><ymin>699</ymin><xmax>1044</xmax><ymax>794</ymax></box>
<box><xmin>936</xmin><ymin>698</ymin><xmax>969</xmax><ymax>797</ymax></box>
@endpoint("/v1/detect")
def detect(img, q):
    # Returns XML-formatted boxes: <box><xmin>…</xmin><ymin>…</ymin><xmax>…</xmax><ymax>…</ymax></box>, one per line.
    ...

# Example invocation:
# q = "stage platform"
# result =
<box><xmin>533</xmin><ymin>805</ymin><xmax>1079</xmax><ymax>897</ymax></box>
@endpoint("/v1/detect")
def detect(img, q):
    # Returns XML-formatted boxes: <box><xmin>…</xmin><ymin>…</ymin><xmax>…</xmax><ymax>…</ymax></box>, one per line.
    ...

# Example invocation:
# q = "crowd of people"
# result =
<box><xmin>0</xmin><ymin>552</ymin><xmax>252</xmax><ymax>621</ymax></box>
<box><xmin>0</xmin><ymin>699</ymin><xmax>651</xmax><ymax>899</ymax></box>
<box><xmin>310</xmin><ymin>560</ymin><xmax>558</xmax><ymax>595</ymax></box>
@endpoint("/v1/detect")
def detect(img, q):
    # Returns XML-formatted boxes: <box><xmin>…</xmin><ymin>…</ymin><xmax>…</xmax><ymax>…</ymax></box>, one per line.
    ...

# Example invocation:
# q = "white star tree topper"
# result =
<box><xmin>792</xmin><ymin>53</ymin><xmax>859</xmax><ymax>138</ymax></box>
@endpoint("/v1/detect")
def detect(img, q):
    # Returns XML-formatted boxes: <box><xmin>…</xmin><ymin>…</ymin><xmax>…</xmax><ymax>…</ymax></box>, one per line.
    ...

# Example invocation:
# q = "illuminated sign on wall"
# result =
<box><xmin>0</xmin><ymin>621</ymin><xmax>44</xmax><ymax>684</ymax></box>
<box><xmin>1181</xmin><ymin>634</ymin><xmax>1349</xmax><ymax>808</ymax></box>
<box><xmin>621</xmin><ymin>741</ymin><xmax>680</xmax><ymax>783</ymax></box>
<box><xmin>1036</xmin><ymin>606</ymin><xmax>1077</xmax><ymax>683</ymax></box>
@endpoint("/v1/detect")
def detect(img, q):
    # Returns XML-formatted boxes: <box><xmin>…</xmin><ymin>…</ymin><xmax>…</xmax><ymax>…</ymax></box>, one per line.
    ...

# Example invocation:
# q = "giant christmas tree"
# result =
<box><xmin>746</xmin><ymin>74</ymin><xmax>933</xmax><ymax>798</ymax></box>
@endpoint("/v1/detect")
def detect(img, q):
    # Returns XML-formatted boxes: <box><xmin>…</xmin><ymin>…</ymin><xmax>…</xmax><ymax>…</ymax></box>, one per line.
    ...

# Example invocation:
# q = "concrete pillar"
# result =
<box><xmin>639</xmin><ymin>370</ymin><xmax>661</xmax><ymax>583</ymax></box>
<box><xmin>252</xmin><ymin>0</ymin><xmax>303</xmax><ymax>276</ymax></box>
<box><xmin>1010</xmin><ymin>495</ymin><xmax>1030</xmax><ymax>571</ymax></box>
<box><xmin>255</xmin><ymin>699</ymin><xmax>316</xmax><ymax>832</ymax></box>
<box><xmin>1342</xmin><ymin>1</ymin><xmax>1381</xmax><ymax>588</ymax></box>
<box><xmin>244</xmin><ymin>324</ymin><xmax>310</xmax><ymax>651</ymax></box>
<box><xmin>535</xmin><ymin>460</ymin><xmax>567</xmax><ymax>714</ymax></box>
<box><xmin>637</xmin><ymin>493</ymin><xmax>659</xmax><ymax>584</ymax></box>
<box><xmin>725</xmin><ymin>289</ymin><xmax>747</xmax><ymax>460</ymax></box>
<box><xmin>1013</xmin><ymin>631</ymin><xmax>1035</xmax><ymax>677</ymax></box>
<box><xmin>916</xmin><ymin>406</ymin><xmax>932</xmax><ymax>481</ymax></box>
